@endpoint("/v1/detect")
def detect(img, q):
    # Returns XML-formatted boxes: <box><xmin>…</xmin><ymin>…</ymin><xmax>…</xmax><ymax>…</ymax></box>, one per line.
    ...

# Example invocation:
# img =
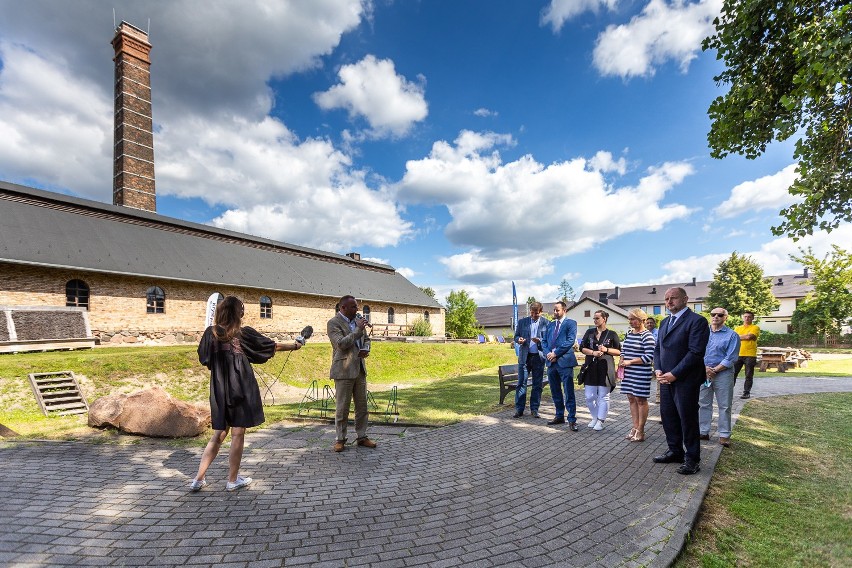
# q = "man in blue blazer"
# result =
<box><xmin>513</xmin><ymin>301</ymin><xmax>549</xmax><ymax>418</ymax></box>
<box><xmin>653</xmin><ymin>287</ymin><xmax>710</xmax><ymax>474</ymax></box>
<box><xmin>541</xmin><ymin>301</ymin><xmax>579</xmax><ymax>431</ymax></box>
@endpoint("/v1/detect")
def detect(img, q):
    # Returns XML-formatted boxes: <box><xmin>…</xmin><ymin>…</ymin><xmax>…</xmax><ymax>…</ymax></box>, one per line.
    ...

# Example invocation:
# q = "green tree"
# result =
<box><xmin>790</xmin><ymin>245</ymin><xmax>852</xmax><ymax>336</ymax></box>
<box><xmin>444</xmin><ymin>289</ymin><xmax>481</xmax><ymax>339</ymax></box>
<box><xmin>557</xmin><ymin>279</ymin><xmax>576</xmax><ymax>303</ymax></box>
<box><xmin>418</xmin><ymin>286</ymin><xmax>436</xmax><ymax>299</ymax></box>
<box><xmin>526</xmin><ymin>296</ymin><xmax>537</xmax><ymax>306</ymax></box>
<box><xmin>704</xmin><ymin>252</ymin><xmax>779</xmax><ymax>317</ymax></box>
<box><xmin>702</xmin><ymin>0</ymin><xmax>852</xmax><ymax>238</ymax></box>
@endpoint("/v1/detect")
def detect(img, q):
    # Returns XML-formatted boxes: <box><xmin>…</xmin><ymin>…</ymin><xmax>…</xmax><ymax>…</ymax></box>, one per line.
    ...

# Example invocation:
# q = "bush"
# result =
<box><xmin>409</xmin><ymin>318</ymin><xmax>433</xmax><ymax>337</ymax></box>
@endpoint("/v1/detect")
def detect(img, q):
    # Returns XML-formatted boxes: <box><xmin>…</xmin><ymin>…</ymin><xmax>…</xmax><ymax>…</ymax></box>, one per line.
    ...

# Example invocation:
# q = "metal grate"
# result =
<box><xmin>27</xmin><ymin>371</ymin><xmax>88</xmax><ymax>416</ymax></box>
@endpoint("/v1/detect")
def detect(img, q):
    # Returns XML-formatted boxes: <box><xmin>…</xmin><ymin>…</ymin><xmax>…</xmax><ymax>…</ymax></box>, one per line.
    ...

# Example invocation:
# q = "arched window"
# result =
<box><xmin>146</xmin><ymin>286</ymin><xmax>165</xmax><ymax>314</ymax></box>
<box><xmin>424</xmin><ymin>311</ymin><xmax>429</xmax><ymax>322</ymax></box>
<box><xmin>362</xmin><ymin>305</ymin><xmax>371</xmax><ymax>322</ymax></box>
<box><xmin>260</xmin><ymin>296</ymin><xmax>272</xmax><ymax>319</ymax></box>
<box><xmin>387</xmin><ymin>307</ymin><xmax>395</xmax><ymax>324</ymax></box>
<box><xmin>66</xmin><ymin>280</ymin><xmax>90</xmax><ymax>310</ymax></box>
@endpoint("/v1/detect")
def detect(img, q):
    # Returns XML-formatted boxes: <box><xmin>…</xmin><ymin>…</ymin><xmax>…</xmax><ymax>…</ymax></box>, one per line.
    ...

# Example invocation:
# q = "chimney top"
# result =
<box><xmin>614</xmin><ymin>286</ymin><xmax>620</xmax><ymax>299</ymax></box>
<box><xmin>346</xmin><ymin>252</ymin><xmax>361</xmax><ymax>261</ymax></box>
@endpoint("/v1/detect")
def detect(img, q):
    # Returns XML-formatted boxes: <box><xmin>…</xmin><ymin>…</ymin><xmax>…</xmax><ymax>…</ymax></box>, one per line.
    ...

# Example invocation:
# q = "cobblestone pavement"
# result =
<box><xmin>2</xmin><ymin>376</ymin><xmax>849</xmax><ymax>567</ymax></box>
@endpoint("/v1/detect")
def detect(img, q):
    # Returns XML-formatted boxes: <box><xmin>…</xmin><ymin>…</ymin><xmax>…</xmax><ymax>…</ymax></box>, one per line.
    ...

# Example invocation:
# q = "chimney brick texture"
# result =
<box><xmin>112</xmin><ymin>22</ymin><xmax>155</xmax><ymax>212</ymax></box>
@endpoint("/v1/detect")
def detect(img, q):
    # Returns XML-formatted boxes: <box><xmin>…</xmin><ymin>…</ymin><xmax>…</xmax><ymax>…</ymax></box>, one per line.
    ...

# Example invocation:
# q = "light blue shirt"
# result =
<box><xmin>704</xmin><ymin>325</ymin><xmax>741</xmax><ymax>369</ymax></box>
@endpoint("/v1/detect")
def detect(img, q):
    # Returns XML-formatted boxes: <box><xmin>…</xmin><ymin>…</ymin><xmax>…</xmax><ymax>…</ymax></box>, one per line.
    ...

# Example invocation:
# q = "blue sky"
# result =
<box><xmin>0</xmin><ymin>0</ymin><xmax>847</xmax><ymax>306</ymax></box>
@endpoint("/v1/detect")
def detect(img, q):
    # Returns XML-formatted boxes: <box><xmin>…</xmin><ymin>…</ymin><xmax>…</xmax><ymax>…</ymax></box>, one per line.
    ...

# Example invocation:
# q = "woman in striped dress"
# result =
<box><xmin>618</xmin><ymin>308</ymin><xmax>656</xmax><ymax>442</ymax></box>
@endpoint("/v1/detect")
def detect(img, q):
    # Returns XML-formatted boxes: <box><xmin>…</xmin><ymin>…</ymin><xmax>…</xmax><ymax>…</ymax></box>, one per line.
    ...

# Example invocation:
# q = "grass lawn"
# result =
<box><xmin>0</xmin><ymin>342</ymin><xmax>517</xmax><ymax>440</ymax></box>
<box><xmin>675</xmin><ymin>392</ymin><xmax>852</xmax><ymax>567</ymax></box>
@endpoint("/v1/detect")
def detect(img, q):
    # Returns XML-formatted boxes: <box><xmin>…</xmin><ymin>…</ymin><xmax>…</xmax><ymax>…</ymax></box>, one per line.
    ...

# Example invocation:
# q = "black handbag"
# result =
<box><xmin>577</xmin><ymin>361</ymin><xmax>589</xmax><ymax>385</ymax></box>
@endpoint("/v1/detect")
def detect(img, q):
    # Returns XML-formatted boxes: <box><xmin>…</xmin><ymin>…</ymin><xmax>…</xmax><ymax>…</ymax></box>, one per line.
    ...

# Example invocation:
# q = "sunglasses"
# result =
<box><xmin>710</xmin><ymin>312</ymin><xmax>726</xmax><ymax>317</ymax></box>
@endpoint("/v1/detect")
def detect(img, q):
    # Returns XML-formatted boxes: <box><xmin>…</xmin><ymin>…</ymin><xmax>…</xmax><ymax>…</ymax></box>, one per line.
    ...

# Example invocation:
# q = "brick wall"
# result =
<box><xmin>0</xmin><ymin>263</ymin><xmax>444</xmax><ymax>344</ymax></box>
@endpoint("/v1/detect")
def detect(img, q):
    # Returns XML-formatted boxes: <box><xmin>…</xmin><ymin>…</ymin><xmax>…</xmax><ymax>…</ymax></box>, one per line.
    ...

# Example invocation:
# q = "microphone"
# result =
<box><xmin>295</xmin><ymin>325</ymin><xmax>313</xmax><ymax>345</ymax></box>
<box><xmin>355</xmin><ymin>313</ymin><xmax>373</xmax><ymax>327</ymax></box>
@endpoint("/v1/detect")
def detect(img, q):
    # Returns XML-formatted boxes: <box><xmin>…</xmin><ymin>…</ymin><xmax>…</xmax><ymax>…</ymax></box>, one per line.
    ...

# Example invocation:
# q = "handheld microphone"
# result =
<box><xmin>295</xmin><ymin>325</ymin><xmax>313</xmax><ymax>345</ymax></box>
<box><xmin>355</xmin><ymin>313</ymin><xmax>373</xmax><ymax>327</ymax></box>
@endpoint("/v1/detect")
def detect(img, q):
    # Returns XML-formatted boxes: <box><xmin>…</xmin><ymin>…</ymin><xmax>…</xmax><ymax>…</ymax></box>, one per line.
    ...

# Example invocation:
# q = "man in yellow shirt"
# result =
<box><xmin>733</xmin><ymin>311</ymin><xmax>760</xmax><ymax>399</ymax></box>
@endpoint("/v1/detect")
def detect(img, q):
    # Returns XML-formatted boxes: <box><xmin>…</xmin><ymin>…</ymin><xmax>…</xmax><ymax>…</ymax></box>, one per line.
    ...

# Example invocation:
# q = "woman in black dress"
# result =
<box><xmin>579</xmin><ymin>310</ymin><xmax>621</xmax><ymax>431</ymax></box>
<box><xmin>189</xmin><ymin>296</ymin><xmax>301</xmax><ymax>492</ymax></box>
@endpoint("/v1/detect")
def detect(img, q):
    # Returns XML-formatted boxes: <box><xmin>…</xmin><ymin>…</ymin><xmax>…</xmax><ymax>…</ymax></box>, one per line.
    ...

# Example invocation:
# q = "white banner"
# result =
<box><xmin>205</xmin><ymin>293</ymin><xmax>221</xmax><ymax>328</ymax></box>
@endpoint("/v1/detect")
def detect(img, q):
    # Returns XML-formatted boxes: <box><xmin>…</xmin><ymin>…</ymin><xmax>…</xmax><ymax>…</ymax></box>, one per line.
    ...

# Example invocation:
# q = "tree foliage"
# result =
<box><xmin>790</xmin><ymin>245</ymin><xmax>852</xmax><ymax>336</ymax></box>
<box><xmin>444</xmin><ymin>289</ymin><xmax>481</xmax><ymax>339</ymax></box>
<box><xmin>557</xmin><ymin>279</ymin><xmax>576</xmax><ymax>303</ymax></box>
<box><xmin>704</xmin><ymin>252</ymin><xmax>779</xmax><ymax>317</ymax></box>
<box><xmin>418</xmin><ymin>286</ymin><xmax>436</xmax><ymax>299</ymax></box>
<box><xmin>703</xmin><ymin>0</ymin><xmax>852</xmax><ymax>238</ymax></box>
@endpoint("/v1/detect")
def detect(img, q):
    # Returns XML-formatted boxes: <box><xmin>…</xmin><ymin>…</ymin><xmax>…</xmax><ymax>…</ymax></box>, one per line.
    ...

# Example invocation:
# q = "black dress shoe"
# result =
<box><xmin>653</xmin><ymin>451</ymin><xmax>685</xmax><ymax>464</ymax></box>
<box><xmin>568</xmin><ymin>421</ymin><xmax>578</xmax><ymax>432</ymax></box>
<box><xmin>677</xmin><ymin>460</ymin><xmax>701</xmax><ymax>475</ymax></box>
<box><xmin>547</xmin><ymin>417</ymin><xmax>565</xmax><ymax>425</ymax></box>
<box><xmin>512</xmin><ymin>412</ymin><xmax>523</xmax><ymax>418</ymax></box>
<box><xmin>741</xmin><ymin>393</ymin><xmax>751</xmax><ymax>399</ymax></box>
<box><xmin>699</xmin><ymin>434</ymin><xmax>710</xmax><ymax>441</ymax></box>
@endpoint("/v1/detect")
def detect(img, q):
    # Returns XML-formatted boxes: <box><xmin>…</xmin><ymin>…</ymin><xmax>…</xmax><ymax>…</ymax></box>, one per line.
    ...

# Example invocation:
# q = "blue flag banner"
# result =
<box><xmin>512</xmin><ymin>281</ymin><xmax>519</xmax><ymax>356</ymax></box>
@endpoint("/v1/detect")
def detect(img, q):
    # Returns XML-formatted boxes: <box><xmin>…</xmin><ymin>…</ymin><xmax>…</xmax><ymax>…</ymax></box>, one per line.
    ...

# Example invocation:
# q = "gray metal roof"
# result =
<box><xmin>0</xmin><ymin>180</ymin><xmax>442</xmax><ymax>309</ymax></box>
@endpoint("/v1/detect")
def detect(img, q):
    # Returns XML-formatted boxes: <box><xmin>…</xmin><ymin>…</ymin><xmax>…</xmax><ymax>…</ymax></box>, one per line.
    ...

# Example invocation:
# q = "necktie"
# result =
<box><xmin>552</xmin><ymin>320</ymin><xmax>561</xmax><ymax>343</ymax></box>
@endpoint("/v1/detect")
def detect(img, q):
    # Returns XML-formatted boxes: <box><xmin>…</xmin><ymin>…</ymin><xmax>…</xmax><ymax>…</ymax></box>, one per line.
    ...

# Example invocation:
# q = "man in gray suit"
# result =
<box><xmin>328</xmin><ymin>295</ymin><xmax>377</xmax><ymax>452</ymax></box>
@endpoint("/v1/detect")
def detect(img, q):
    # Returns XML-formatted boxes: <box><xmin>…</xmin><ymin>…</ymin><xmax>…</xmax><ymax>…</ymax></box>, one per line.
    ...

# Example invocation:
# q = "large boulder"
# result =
<box><xmin>89</xmin><ymin>386</ymin><xmax>210</xmax><ymax>437</ymax></box>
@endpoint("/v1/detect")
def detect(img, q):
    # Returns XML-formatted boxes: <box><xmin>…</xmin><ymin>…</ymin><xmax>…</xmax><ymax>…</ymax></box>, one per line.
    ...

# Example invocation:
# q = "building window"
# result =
<box><xmin>693</xmin><ymin>303</ymin><xmax>702</xmax><ymax>312</ymax></box>
<box><xmin>65</xmin><ymin>280</ymin><xmax>90</xmax><ymax>310</ymax></box>
<box><xmin>362</xmin><ymin>305</ymin><xmax>371</xmax><ymax>322</ymax></box>
<box><xmin>584</xmin><ymin>310</ymin><xmax>591</xmax><ymax>317</ymax></box>
<box><xmin>146</xmin><ymin>286</ymin><xmax>165</xmax><ymax>314</ymax></box>
<box><xmin>260</xmin><ymin>296</ymin><xmax>272</xmax><ymax>319</ymax></box>
<box><xmin>388</xmin><ymin>307</ymin><xmax>395</xmax><ymax>324</ymax></box>
<box><xmin>641</xmin><ymin>306</ymin><xmax>648</xmax><ymax>313</ymax></box>
<box><xmin>653</xmin><ymin>306</ymin><xmax>662</xmax><ymax>315</ymax></box>
<box><xmin>424</xmin><ymin>311</ymin><xmax>429</xmax><ymax>322</ymax></box>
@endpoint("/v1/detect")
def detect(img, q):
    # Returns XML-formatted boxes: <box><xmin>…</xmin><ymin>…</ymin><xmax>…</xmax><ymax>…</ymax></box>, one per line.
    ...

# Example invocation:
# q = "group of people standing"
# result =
<box><xmin>513</xmin><ymin>288</ymin><xmax>760</xmax><ymax>476</ymax></box>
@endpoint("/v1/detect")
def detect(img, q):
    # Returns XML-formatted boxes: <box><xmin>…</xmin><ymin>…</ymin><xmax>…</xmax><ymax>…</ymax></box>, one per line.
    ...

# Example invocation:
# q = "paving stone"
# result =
<box><xmin>1</xmin><ymin>377</ymin><xmax>847</xmax><ymax>567</ymax></box>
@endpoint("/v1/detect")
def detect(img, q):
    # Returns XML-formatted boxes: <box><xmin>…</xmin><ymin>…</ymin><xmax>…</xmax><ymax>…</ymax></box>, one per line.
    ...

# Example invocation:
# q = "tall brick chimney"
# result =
<box><xmin>111</xmin><ymin>22</ymin><xmax>155</xmax><ymax>212</ymax></box>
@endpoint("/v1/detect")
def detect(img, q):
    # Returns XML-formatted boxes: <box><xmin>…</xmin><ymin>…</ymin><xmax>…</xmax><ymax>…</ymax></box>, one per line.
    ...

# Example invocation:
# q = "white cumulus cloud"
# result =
<box><xmin>715</xmin><ymin>164</ymin><xmax>800</xmax><ymax>218</ymax></box>
<box><xmin>541</xmin><ymin>0</ymin><xmax>622</xmax><ymax>31</ymax></box>
<box><xmin>394</xmin><ymin>130</ymin><xmax>695</xmax><ymax>283</ymax></box>
<box><xmin>313</xmin><ymin>55</ymin><xmax>428</xmax><ymax>138</ymax></box>
<box><xmin>593</xmin><ymin>0</ymin><xmax>722</xmax><ymax>78</ymax></box>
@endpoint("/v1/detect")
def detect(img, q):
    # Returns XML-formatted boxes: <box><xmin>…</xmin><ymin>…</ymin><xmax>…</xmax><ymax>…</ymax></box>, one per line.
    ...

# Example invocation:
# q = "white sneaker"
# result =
<box><xmin>225</xmin><ymin>475</ymin><xmax>252</xmax><ymax>492</ymax></box>
<box><xmin>587</xmin><ymin>419</ymin><xmax>599</xmax><ymax>428</ymax></box>
<box><xmin>188</xmin><ymin>478</ymin><xmax>208</xmax><ymax>492</ymax></box>
<box><xmin>593</xmin><ymin>420</ymin><xmax>605</xmax><ymax>431</ymax></box>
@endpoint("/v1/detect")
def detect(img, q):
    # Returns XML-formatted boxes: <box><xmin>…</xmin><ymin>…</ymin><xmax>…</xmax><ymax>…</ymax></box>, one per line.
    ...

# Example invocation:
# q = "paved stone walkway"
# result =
<box><xmin>1</xmin><ymin>376</ymin><xmax>849</xmax><ymax>567</ymax></box>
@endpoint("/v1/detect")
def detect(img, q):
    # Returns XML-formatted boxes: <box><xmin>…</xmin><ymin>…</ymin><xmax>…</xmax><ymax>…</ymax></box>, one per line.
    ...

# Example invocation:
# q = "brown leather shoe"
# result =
<box><xmin>333</xmin><ymin>441</ymin><xmax>345</xmax><ymax>452</ymax></box>
<box><xmin>356</xmin><ymin>438</ymin><xmax>377</xmax><ymax>448</ymax></box>
<box><xmin>719</xmin><ymin>437</ymin><xmax>731</xmax><ymax>447</ymax></box>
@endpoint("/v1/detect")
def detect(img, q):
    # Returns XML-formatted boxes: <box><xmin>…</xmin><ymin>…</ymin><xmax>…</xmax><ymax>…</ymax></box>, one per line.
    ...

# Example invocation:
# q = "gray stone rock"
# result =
<box><xmin>88</xmin><ymin>386</ymin><xmax>210</xmax><ymax>437</ymax></box>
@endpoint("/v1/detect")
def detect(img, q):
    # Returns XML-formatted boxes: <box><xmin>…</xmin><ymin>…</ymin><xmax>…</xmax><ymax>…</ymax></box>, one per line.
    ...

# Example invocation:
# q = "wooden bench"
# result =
<box><xmin>371</xmin><ymin>324</ymin><xmax>411</xmax><ymax>337</ymax></box>
<box><xmin>498</xmin><ymin>364</ymin><xmax>519</xmax><ymax>405</ymax></box>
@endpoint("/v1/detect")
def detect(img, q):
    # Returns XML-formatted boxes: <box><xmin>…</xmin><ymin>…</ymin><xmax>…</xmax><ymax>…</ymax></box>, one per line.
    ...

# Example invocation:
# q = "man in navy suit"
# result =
<box><xmin>541</xmin><ymin>301</ymin><xmax>579</xmax><ymax>431</ymax></box>
<box><xmin>513</xmin><ymin>301</ymin><xmax>548</xmax><ymax>418</ymax></box>
<box><xmin>653</xmin><ymin>287</ymin><xmax>710</xmax><ymax>474</ymax></box>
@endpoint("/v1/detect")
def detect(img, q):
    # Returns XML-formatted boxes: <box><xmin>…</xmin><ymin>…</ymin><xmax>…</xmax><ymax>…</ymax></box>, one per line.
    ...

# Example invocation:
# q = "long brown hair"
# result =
<box><xmin>213</xmin><ymin>296</ymin><xmax>244</xmax><ymax>342</ymax></box>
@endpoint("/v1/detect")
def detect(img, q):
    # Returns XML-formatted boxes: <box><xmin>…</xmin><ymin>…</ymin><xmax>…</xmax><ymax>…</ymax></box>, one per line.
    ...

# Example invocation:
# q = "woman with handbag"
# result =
<box><xmin>579</xmin><ymin>310</ymin><xmax>621</xmax><ymax>430</ymax></box>
<box><xmin>618</xmin><ymin>308</ymin><xmax>656</xmax><ymax>441</ymax></box>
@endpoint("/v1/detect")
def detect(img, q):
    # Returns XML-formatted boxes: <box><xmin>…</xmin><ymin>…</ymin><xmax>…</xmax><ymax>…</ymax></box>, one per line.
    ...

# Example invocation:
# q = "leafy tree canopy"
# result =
<box><xmin>790</xmin><ymin>245</ymin><xmax>852</xmax><ymax>336</ymax></box>
<box><xmin>704</xmin><ymin>252</ymin><xmax>779</xmax><ymax>317</ymax></box>
<box><xmin>703</xmin><ymin>0</ymin><xmax>851</xmax><ymax>238</ymax></box>
<box><xmin>526</xmin><ymin>296</ymin><xmax>537</xmax><ymax>306</ymax></box>
<box><xmin>444</xmin><ymin>289</ymin><xmax>481</xmax><ymax>339</ymax></box>
<box><xmin>557</xmin><ymin>279</ymin><xmax>576</xmax><ymax>303</ymax></box>
<box><xmin>418</xmin><ymin>286</ymin><xmax>436</xmax><ymax>299</ymax></box>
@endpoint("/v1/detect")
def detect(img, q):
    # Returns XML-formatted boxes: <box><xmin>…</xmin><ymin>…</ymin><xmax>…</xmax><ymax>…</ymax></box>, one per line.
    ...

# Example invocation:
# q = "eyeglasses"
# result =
<box><xmin>710</xmin><ymin>312</ymin><xmax>726</xmax><ymax>317</ymax></box>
